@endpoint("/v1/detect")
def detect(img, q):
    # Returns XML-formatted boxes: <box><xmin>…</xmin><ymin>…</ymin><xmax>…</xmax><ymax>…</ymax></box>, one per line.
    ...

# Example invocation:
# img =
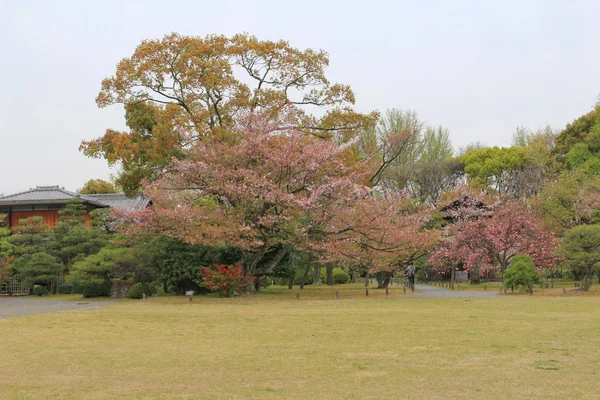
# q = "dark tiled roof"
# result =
<box><xmin>85</xmin><ymin>194</ymin><xmax>151</xmax><ymax>211</ymax></box>
<box><xmin>0</xmin><ymin>186</ymin><xmax>150</xmax><ymax>210</ymax></box>
<box><xmin>0</xmin><ymin>186</ymin><xmax>106</xmax><ymax>207</ymax></box>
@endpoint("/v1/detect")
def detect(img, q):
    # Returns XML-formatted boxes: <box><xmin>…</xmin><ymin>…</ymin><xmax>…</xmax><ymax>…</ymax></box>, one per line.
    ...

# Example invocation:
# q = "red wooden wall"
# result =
<box><xmin>9</xmin><ymin>211</ymin><xmax>93</xmax><ymax>229</ymax></box>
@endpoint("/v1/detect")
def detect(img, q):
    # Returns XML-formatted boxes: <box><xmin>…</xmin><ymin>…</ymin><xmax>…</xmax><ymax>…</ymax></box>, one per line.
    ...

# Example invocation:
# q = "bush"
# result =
<box><xmin>504</xmin><ymin>254</ymin><xmax>540</xmax><ymax>293</ymax></box>
<box><xmin>33</xmin><ymin>285</ymin><xmax>47</xmax><ymax>296</ymax></box>
<box><xmin>200</xmin><ymin>263</ymin><xmax>250</xmax><ymax>297</ymax></box>
<box><xmin>319</xmin><ymin>267</ymin><xmax>349</xmax><ymax>284</ymax></box>
<box><xmin>332</xmin><ymin>267</ymin><xmax>350</xmax><ymax>284</ymax></box>
<box><xmin>127</xmin><ymin>283</ymin><xmax>157</xmax><ymax>299</ymax></box>
<box><xmin>82</xmin><ymin>281</ymin><xmax>111</xmax><ymax>298</ymax></box>
<box><xmin>58</xmin><ymin>284</ymin><xmax>73</xmax><ymax>294</ymax></box>
<box><xmin>320</xmin><ymin>268</ymin><xmax>327</xmax><ymax>283</ymax></box>
<box><xmin>71</xmin><ymin>282</ymin><xmax>84</xmax><ymax>294</ymax></box>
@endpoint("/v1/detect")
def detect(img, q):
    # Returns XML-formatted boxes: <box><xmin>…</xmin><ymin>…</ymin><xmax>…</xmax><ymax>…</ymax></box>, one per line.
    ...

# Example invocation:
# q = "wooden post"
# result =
<box><xmin>365</xmin><ymin>287</ymin><xmax>369</xmax><ymax>296</ymax></box>
<box><xmin>403</xmin><ymin>286</ymin><xmax>406</xmax><ymax>294</ymax></box>
<box><xmin>336</xmin><ymin>290</ymin><xmax>339</xmax><ymax>299</ymax></box>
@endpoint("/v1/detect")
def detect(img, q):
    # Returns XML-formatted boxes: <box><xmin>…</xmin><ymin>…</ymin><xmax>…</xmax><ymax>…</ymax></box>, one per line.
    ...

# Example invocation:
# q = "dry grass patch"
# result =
<box><xmin>1</xmin><ymin>285</ymin><xmax>599</xmax><ymax>399</ymax></box>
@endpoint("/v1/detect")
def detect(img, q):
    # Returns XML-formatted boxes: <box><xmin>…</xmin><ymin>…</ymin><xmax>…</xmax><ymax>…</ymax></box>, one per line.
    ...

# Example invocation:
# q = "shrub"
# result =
<box><xmin>71</xmin><ymin>282</ymin><xmax>84</xmax><ymax>294</ymax></box>
<box><xmin>200</xmin><ymin>262</ymin><xmax>250</xmax><ymax>297</ymax></box>
<box><xmin>58</xmin><ymin>284</ymin><xmax>73</xmax><ymax>294</ymax></box>
<box><xmin>332</xmin><ymin>267</ymin><xmax>350</xmax><ymax>284</ymax></box>
<box><xmin>504</xmin><ymin>254</ymin><xmax>540</xmax><ymax>293</ymax></box>
<box><xmin>319</xmin><ymin>267</ymin><xmax>349</xmax><ymax>284</ymax></box>
<box><xmin>320</xmin><ymin>268</ymin><xmax>327</xmax><ymax>283</ymax></box>
<box><xmin>127</xmin><ymin>283</ymin><xmax>157</xmax><ymax>299</ymax></box>
<box><xmin>82</xmin><ymin>281</ymin><xmax>111</xmax><ymax>298</ymax></box>
<box><xmin>33</xmin><ymin>285</ymin><xmax>47</xmax><ymax>296</ymax></box>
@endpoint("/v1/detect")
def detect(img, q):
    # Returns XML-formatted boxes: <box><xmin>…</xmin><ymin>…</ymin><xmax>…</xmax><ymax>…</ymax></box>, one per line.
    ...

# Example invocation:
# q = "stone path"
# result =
<box><xmin>0</xmin><ymin>297</ymin><xmax>116</xmax><ymax>319</ymax></box>
<box><xmin>411</xmin><ymin>284</ymin><xmax>499</xmax><ymax>298</ymax></box>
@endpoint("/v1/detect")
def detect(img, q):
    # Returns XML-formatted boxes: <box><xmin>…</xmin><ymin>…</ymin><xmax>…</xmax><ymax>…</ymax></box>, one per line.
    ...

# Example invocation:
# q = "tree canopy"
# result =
<box><xmin>81</xmin><ymin>33</ymin><xmax>377</xmax><ymax>195</ymax></box>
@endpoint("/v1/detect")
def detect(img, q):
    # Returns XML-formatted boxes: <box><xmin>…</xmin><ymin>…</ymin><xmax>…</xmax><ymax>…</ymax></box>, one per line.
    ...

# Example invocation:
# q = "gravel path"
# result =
<box><xmin>411</xmin><ymin>284</ymin><xmax>499</xmax><ymax>298</ymax></box>
<box><xmin>0</xmin><ymin>297</ymin><xmax>116</xmax><ymax>319</ymax></box>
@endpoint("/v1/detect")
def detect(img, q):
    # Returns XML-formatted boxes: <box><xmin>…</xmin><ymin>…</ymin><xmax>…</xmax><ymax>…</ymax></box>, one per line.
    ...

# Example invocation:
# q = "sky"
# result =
<box><xmin>1</xmin><ymin>0</ymin><xmax>599</xmax><ymax>195</ymax></box>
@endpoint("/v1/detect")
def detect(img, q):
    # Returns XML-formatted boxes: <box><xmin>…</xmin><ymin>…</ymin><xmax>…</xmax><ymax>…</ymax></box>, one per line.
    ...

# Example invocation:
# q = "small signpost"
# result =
<box><xmin>186</xmin><ymin>290</ymin><xmax>194</xmax><ymax>302</ymax></box>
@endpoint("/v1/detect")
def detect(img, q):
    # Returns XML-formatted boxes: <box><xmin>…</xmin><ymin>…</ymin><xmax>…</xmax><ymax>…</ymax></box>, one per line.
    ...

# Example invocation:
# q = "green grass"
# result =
<box><xmin>1</xmin><ymin>284</ymin><xmax>600</xmax><ymax>399</ymax></box>
<box><xmin>424</xmin><ymin>280</ymin><xmax>600</xmax><ymax>296</ymax></box>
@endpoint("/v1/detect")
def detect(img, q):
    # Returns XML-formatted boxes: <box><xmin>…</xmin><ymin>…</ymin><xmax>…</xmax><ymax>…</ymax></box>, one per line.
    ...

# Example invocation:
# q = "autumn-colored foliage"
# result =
<box><xmin>78</xmin><ymin>179</ymin><xmax>117</xmax><ymax>195</ymax></box>
<box><xmin>81</xmin><ymin>33</ymin><xmax>377</xmax><ymax>194</ymax></box>
<box><xmin>200</xmin><ymin>263</ymin><xmax>250</xmax><ymax>297</ymax></box>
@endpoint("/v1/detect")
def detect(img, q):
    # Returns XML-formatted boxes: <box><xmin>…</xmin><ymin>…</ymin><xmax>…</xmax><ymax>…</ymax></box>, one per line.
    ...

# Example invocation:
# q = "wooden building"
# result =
<box><xmin>0</xmin><ymin>186</ymin><xmax>150</xmax><ymax>228</ymax></box>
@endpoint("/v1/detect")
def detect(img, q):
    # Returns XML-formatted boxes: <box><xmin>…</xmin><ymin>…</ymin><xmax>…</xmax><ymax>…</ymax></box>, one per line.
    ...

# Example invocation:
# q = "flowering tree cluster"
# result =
<box><xmin>113</xmin><ymin>112</ymin><xmax>439</xmax><ymax>283</ymax></box>
<box><xmin>430</xmin><ymin>201</ymin><xmax>559</xmax><ymax>278</ymax></box>
<box><xmin>321</xmin><ymin>192</ymin><xmax>438</xmax><ymax>287</ymax></box>
<box><xmin>116</xmin><ymin>114</ymin><xmax>376</xmax><ymax>277</ymax></box>
<box><xmin>200</xmin><ymin>263</ymin><xmax>251</xmax><ymax>297</ymax></box>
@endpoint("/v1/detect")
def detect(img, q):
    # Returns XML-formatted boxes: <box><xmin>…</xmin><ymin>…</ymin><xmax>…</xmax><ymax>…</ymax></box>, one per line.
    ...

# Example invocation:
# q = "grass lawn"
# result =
<box><xmin>1</xmin><ymin>284</ymin><xmax>600</xmax><ymax>399</ymax></box>
<box><xmin>424</xmin><ymin>280</ymin><xmax>600</xmax><ymax>297</ymax></box>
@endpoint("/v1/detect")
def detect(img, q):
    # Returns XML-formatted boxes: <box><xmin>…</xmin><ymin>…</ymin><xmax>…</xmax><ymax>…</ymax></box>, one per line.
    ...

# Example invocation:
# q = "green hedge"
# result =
<box><xmin>58</xmin><ymin>284</ymin><xmax>73</xmax><ymax>294</ymax></box>
<box><xmin>127</xmin><ymin>283</ymin><xmax>157</xmax><ymax>299</ymax></box>
<box><xmin>33</xmin><ymin>286</ymin><xmax>47</xmax><ymax>296</ymax></box>
<box><xmin>82</xmin><ymin>281</ymin><xmax>111</xmax><ymax>298</ymax></box>
<box><xmin>332</xmin><ymin>268</ymin><xmax>350</xmax><ymax>284</ymax></box>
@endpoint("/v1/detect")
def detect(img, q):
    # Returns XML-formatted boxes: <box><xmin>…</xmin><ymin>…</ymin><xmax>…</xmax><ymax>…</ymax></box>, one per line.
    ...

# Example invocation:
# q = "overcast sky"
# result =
<box><xmin>1</xmin><ymin>0</ymin><xmax>599</xmax><ymax>195</ymax></box>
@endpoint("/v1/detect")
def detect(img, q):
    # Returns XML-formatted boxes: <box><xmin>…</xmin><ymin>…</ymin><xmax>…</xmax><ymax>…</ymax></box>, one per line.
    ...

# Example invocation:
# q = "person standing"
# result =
<box><xmin>407</xmin><ymin>264</ymin><xmax>415</xmax><ymax>291</ymax></box>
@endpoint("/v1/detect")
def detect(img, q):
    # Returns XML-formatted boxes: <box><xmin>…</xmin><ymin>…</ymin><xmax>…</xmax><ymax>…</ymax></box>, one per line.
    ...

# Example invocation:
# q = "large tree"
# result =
<box><xmin>535</xmin><ymin>171</ymin><xmax>600</xmax><ymax>235</ymax></box>
<box><xmin>556</xmin><ymin>224</ymin><xmax>600</xmax><ymax>291</ymax></box>
<box><xmin>81</xmin><ymin>33</ymin><xmax>377</xmax><ymax>195</ymax></box>
<box><xmin>368</xmin><ymin>109</ymin><xmax>458</xmax><ymax>203</ymax></box>
<box><xmin>116</xmin><ymin>114</ymin><xmax>372</xmax><ymax>279</ymax></box>
<box><xmin>554</xmin><ymin>104</ymin><xmax>600</xmax><ymax>156</ymax></box>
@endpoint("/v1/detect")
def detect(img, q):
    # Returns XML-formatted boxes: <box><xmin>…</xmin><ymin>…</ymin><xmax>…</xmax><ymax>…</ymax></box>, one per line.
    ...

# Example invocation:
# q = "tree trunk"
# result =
<box><xmin>326</xmin><ymin>264</ymin><xmax>333</xmax><ymax>286</ymax></box>
<box><xmin>252</xmin><ymin>246</ymin><xmax>291</xmax><ymax>276</ymax></box>
<box><xmin>163</xmin><ymin>279</ymin><xmax>169</xmax><ymax>293</ymax></box>
<box><xmin>254</xmin><ymin>277</ymin><xmax>261</xmax><ymax>292</ymax></box>
<box><xmin>244</xmin><ymin>247</ymin><xmax>267</xmax><ymax>293</ymax></box>
<box><xmin>313</xmin><ymin>264</ymin><xmax>321</xmax><ymax>285</ymax></box>
<box><xmin>299</xmin><ymin>254</ymin><xmax>312</xmax><ymax>290</ymax></box>
<box><xmin>581</xmin><ymin>274</ymin><xmax>593</xmax><ymax>291</ymax></box>
<box><xmin>376</xmin><ymin>271</ymin><xmax>393</xmax><ymax>289</ymax></box>
<box><xmin>287</xmin><ymin>276</ymin><xmax>294</xmax><ymax>289</ymax></box>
